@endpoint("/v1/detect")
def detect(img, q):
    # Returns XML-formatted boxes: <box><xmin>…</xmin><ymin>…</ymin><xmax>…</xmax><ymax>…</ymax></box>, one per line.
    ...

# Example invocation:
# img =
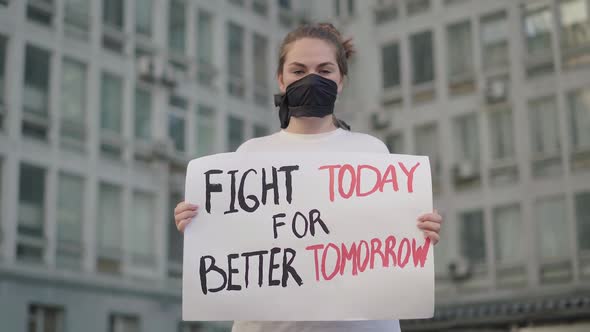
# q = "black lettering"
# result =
<box><xmin>282</xmin><ymin>248</ymin><xmax>303</xmax><ymax>287</ymax></box>
<box><xmin>227</xmin><ymin>253</ymin><xmax>241</xmax><ymax>291</ymax></box>
<box><xmin>238</xmin><ymin>169</ymin><xmax>260</xmax><ymax>213</ymax></box>
<box><xmin>272</xmin><ymin>213</ymin><xmax>287</xmax><ymax>239</ymax></box>
<box><xmin>292</xmin><ymin>211</ymin><xmax>308</xmax><ymax>239</ymax></box>
<box><xmin>204</xmin><ymin>170</ymin><xmax>223</xmax><ymax>213</ymax></box>
<box><xmin>262</xmin><ymin>167</ymin><xmax>279</xmax><ymax>205</ymax></box>
<box><xmin>309</xmin><ymin>209</ymin><xmax>330</xmax><ymax>236</ymax></box>
<box><xmin>278</xmin><ymin>165</ymin><xmax>300</xmax><ymax>204</ymax></box>
<box><xmin>224</xmin><ymin>170</ymin><xmax>239</xmax><ymax>215</ymax></box>
<box><xmin>241</xmin><ymin>250</ymin><xmax>268</xmax><ymax>287</ymax></box>
<box><xmin>199</xmin><ymin>255</ymin><xmax>227</xmax><ymax>295</ymax></box>
<box><xmin>268</xmin><ymin>247</ymin><xmax>281</xmax><ymax>286</ymax></box>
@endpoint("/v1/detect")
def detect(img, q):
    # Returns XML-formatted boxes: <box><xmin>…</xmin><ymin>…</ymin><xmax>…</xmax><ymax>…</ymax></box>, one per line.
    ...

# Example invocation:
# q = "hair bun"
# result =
<box><xmin>317</xmin><ymin>22</ymin><xmax>355</xmax><ymax>59</ymax></box>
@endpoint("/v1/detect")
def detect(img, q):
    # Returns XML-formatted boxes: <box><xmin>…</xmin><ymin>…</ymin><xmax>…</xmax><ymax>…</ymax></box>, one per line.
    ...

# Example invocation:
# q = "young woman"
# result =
<box><xmin>174</xmin><ymin>23</ymin><xmax>442</xmax><ymax>332</ymax></box>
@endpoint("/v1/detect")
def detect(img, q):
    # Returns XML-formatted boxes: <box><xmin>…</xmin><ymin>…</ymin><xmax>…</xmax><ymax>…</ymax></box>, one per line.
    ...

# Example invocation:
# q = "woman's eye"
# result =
<box><xmin>293</xmin><ymin>70</ymin><xmax>304</xmax><ymax>75</ymax></box>
<box><xmin>320</xmin><ymin>70</ymin><xmax>331</xmax><ymax>74</ymax></box>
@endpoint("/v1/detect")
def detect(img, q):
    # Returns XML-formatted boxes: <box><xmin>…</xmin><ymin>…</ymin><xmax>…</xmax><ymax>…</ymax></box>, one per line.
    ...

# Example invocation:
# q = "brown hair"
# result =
<box><xmin>276</xmin><ymin>23</ymin><xmax>354</xmax><ymax>130</ymax></box>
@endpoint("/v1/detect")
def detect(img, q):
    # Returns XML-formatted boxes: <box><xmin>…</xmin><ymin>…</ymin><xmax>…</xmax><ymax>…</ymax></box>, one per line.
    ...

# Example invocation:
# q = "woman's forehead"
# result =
<box><xmin>285</xmin><ymin>38</ymin><xmax>337</xmax><ymax>66</ymax></box>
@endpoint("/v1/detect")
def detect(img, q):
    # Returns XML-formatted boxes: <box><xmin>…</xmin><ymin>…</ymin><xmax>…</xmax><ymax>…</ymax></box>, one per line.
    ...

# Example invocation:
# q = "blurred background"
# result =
<box><xmin>0</xmin><ymin>0</ymin><xmax>589</xmax><ymax>331</ymax></box>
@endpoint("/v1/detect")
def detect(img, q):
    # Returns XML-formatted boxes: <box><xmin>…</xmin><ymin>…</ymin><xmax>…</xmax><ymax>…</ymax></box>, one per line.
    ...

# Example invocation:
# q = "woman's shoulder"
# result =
<box><xmin>343</xmin><ymin>130</ymin><xmax>390</xmax><ymax>153</ymax></box>
<box><xmin>236</xmin><ymin>132</ymin><xmax>282</xmax><ymax>152</ymax></box>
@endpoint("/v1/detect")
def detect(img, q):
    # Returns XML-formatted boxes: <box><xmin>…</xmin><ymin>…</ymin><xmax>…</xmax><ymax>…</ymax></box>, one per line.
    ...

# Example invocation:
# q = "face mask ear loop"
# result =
<box><xmin>274</xmin><ymin>93</ymin><xmax>290</xmax><ymax>129</ymax></box>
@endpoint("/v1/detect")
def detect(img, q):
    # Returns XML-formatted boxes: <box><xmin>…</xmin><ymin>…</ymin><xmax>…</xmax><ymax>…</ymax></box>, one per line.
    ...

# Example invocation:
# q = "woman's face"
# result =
<box><xmin>278</xmin><ymin>38</ymin><xmax>344</xmax><ymax>94</ymax></box>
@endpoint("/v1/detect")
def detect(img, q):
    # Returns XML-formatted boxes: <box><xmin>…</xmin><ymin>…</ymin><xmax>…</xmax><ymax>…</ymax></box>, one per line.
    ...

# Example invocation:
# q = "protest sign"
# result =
<box><xmin>182</xmin><ymin>152</ymin><xmax>434</xmax><ymax>321</ymax></box>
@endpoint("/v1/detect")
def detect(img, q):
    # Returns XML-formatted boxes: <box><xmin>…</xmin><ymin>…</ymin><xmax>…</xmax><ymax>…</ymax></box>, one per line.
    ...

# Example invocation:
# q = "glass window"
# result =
<box><xmin>278</xmin><ymin>0</ymin><xmax>291</xmax><ymax>10</ymax></box>
<box><xmin>381</xmin><ymin>42</ymin><xmax>400</xmax><ymax>89</ymax></box>
<box><xmin>253</xmin><ymin>33</ymin><xmax>269</xmax><ymax>105</ymax></box>
<box><xmin>197</xmin><ymin>10</ymin><xmax>213</xmax><ymax>65</ymax></box>
<box><xmin>493</xmin><ymin>204</ymin><xmax>523</xmax><ymax>264</ymax></box>
<box><xmin>168</xmin><ymin>96</ymin><xmax>187</xmax><ymax>153</ymax></box>
<box><xmin>227</xmin><ymin>22</ymin><xmax>244</xmax><ymax>97</ymax></box>
<box><xmin>60</xmin><ymin>58</ymin><xmax>86</xmax><ymax>141</ymax></box>
<box><xmin>567</xmin><ymin>88</ymin><xmax>590</xmax><ymax>151</ymax></box>
<box><xmin>415</xmin><ymin>123</ymin><xmax>440</xmax><ymax>176</ymax></box>
<box><xmin>536</xmin><ymin>196</ymin><xmax>570</xmax><ymax>259</ymax></box>
<box><xmin>56</xmin><ymin>173</ymin><xmax>84</xmax><ymax>269</ymax></box>
<box><xmin>64</xmin><ymin>0</ymin><xmax>90</xmax><ymax>34</ymax></box>
<box><xmin>406</xmin><ymin>0</ymin><xmax>430</xmax><ymax>16</ymax></box>
<box><xmin>488</xmin><ymin>107</ymin><xmax>515</xmax><ymax>161</ymax></box>
<box><xmin>27</xmin><ymin>0</ymin><xmax>55</xmax><ymax>26</ymax></box>
<box><xmin>252</xmin><ymin>0</ymin><xmax>268</xmax><ymax>16</ymax></box>
<box><xmin>481</xmin><ymin>12</ymin><xmax>509</xmax><ymax>70</ymax></box>
<box><xmin>453</xmin><ymin>113</ymin><xmax>480</xmax><ymax>164</ymax></box>
<box><xmin>523</xmin><ymin>3</ymin><xmax>553</xmax><ymax>57</ymax></box>
<box><xmin>23</xmin><ymin>45</ymin><xmax>51</xmax><ymax>117</ymax></box>
<box><xmin>385</xmin><ymin>132</ymin><xmax>404</xmax><ymax>154</ymax></box>
<box><xmin>559</xmin><ymin>0</ymin><xmax>590</xmax><ymax>52</ymax></box>
<box><xmin>100</xmin><ymin>72</ymin><xmax>123</xmax><ymax>134</ymax></box>
<box><xmin>17</xmin><ymin>163</ymin><xmax>45</xmax><ymax>262</ymax></box>
<box><xmin>168</xmin><ymin>191</ymin><xmax>183</xmax><ymax>278</ymax></box>
<box><xmin>168</xmin><ymin>0</ymin><xmax>186</xmax><ymax>54</ymax></box>
<box><xmin>0</xmin><ymin>35</ymin><xmax>6</xmax><ymax>107</ymax></box>
<box><xmin>447</xmin><ymin>21</ymin><xmax>473</xmax><ymax>78</ymax></box>
<box><xmin>134</xmin><ymin>87</ymin><xmax>151</xmax><ymax>141</ymax></box>
<box><xmin>195</xmin><ymin>105</ymin><xmax>216</xmax><ymax>157</ymax></box>
<box><xmin>28</xmin><ymin>304</ymin><xmax>64</xmax><ymax>332</ymax></box>
<box><xmin>253</xmin><ymin>124</ymin><xmax>268</xmax><ymax>138</ymax></box>
<box><xmin>109</xmin><ymin>313</ymin><xmax>140</xmax><ymax>332</ymax></box>
<box><xmin>576</xmin><ymin>191</ymin><xmax>590</xmax><ymax>251</ymax></box>
<box><xmin>460</xmin><ymin>209</ymin><xmax>486</xmax><ymax>265</ymax></box>
<box><xmin>227</xmin><ymin>115</ymin><xmax>244</xmax><ymax>152</ymax></box>
<box><xmin>97</xmin><ymin>183</ymin><xmax>122</xmax><ymax>273</ymax></box>
<box><xmin>410</xmin><ymin>30</ymin><xmax>434</xmax><ymax>85</ymax></box>
<box><xmin>529</xmin><ymin>96</ymin><xmax>561</xmax><ymax>157</ymax></box>
<box><xmin>103</xmin><ymin>0</ymin><xmax>123</xmax><ymax>29</ymax></box>
<box><xmin>129</xmin><ymin>191</ymin><xmax>155</xmax><ymax>268</ymax></box>
<box><xmin>135</xmin><ymin>0</ymin><xmax>153</xmax><ymax>37</ymax></box>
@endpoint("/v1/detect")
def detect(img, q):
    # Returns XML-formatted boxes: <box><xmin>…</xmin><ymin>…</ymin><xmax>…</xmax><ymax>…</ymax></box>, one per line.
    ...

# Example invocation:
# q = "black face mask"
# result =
<box><xmin>274</xmin><ymin>74</ymin><xmax>349</xmax><ymax>130</ymax></box>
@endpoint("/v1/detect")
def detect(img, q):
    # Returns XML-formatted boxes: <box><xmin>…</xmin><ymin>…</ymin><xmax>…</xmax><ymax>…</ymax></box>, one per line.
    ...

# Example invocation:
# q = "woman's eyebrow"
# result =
<box><xmin>317</xmin><ymin>62</ymin><xmax>336</xmax><ymax>68</ymax></box>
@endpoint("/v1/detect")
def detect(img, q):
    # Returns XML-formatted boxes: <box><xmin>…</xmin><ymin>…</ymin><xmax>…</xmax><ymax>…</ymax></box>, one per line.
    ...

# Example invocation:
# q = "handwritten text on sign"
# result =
<box><xmin>183</xmin><ymin>153</ymin><xmax>434</xmax><ymax>321</ymax></box>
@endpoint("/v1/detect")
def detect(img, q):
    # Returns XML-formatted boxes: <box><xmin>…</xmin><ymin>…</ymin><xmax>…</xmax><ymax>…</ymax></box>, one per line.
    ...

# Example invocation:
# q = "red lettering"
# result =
<box><xmin>321</xmin><ymin>243</ymin><xmax>341</xmax><ymax>281</ymax></box>
<box><xmin>305</xmin><ymin>244</ymin><xmax>324</xmax><ymax>281</ymax></box>
<box><xmin>357</xmin><ymin>240</ymin><xmax>370</xmax><ymax>272</ymax></box>
<box><xmin>356</xmin><ymin>165</ymin><xmax>382</xmax><ymax>197</ymax></box>
<box><xmin>340</xmin><ymin>242</ymin><xmax>358</xmax><ymax>276</ymax></box>
<box><xmin>338</xmin><ymin>164</ymin><xmax>356</xmax><ymax>199</ymax></box>
<box><xmin>370</xmin><ymin>238</ymin><xmax>386</xmax><ymax>269</ymax></box>
<box><xmin>384</xmin><ymin>235</ymin><xmax>397</xmax><ymax>267</ymax></box>
<box><xmin>412</xmin><ymin>238</ymin><xmax>431</xmax><ymax>267</ymax></box>
<box><xmin>397</xmin><ymin>238</ymin><xmax>411</xmax><ymax>268</ymax></box>
<box><xmin>380</xmin><ymin>165</ymin><xmax>399</xmax><ymax>192</ymax></box>
<box><xmin>318</xmin><ymin>165</ymin><xmax>340</xmax><ymax>202</ymax></box>
<box><xmin>398</xmin><ymin>162</ymin><xmax>420</xmax><ymax>193</ymax></box>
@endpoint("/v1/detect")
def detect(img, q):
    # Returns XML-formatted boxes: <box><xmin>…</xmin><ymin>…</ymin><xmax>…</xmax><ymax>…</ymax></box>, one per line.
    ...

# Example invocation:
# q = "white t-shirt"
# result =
<box><xmin>232</xmin><ymin>128</ymin><xmax>402</xmax><ymax>332</ymax></box>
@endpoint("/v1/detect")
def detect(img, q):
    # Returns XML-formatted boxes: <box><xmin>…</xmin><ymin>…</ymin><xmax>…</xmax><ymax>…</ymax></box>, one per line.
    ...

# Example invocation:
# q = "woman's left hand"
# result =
<box><xmin>417</xmin><ymin>209</ymin><xmax>442</xmax><ymax>245</ymax></box>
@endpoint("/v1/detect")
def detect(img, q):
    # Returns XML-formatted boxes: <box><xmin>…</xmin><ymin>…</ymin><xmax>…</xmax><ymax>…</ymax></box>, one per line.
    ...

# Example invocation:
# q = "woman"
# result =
<box><xmin>174</xmin><ymin>23</ymin><xmax>442</xmax><ymax>332</ymax></box>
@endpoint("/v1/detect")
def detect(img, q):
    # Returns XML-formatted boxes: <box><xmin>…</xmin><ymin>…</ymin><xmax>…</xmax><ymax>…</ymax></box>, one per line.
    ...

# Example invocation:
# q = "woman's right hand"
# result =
<box><xmin>174</xmin><ymin>201</ymin><xmax>199</xmax><ymax>233</ymax></box>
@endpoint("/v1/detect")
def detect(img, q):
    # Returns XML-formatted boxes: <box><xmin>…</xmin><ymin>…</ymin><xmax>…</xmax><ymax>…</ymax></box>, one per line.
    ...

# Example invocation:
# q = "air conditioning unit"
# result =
<box><xmin>161</xmin><ymin>65</ymin><xmax>179</xmax><ymax>89</ymax></box>
<box><xmin>447</xmin><ymin>256</ymin><xmax>472</xmax><ymax>282</ymax></box>
<box><xmin>370</xmin><ymin>111</ymin><xmax>390</xmax><ymax>131</ymax></box>
<box><xmin>453</xmin><ymin>160</ymin><xmax>479</xmax><ymax>181</ymax></box>
<box><xmin>485</xmin><ymin>77</ymin><xmax>508</xmax><ymax>104</ymax></box>
<box><xmin>137</xmin><ymin>56</ymin><xmax>156</xmax><ymax>82</ymax></box>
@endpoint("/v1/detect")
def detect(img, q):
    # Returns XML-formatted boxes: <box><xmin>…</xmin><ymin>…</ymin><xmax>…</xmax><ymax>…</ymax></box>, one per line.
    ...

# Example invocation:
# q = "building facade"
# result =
<box><xmin>0</xmin><ymin>0</ymin><xmax>307</xmax><ymax>331</ymax></box>
<box><xmin>314</xmin><ymin>0</ymin><xmax>590</xmax><ymax>331</ymax></box>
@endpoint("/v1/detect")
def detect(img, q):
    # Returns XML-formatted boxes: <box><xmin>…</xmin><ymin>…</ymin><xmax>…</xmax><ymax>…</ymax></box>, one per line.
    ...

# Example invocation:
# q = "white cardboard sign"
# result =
<box><xmin>183</xmin><ymin>152</ymin><xmax>434</xmax><ymax>321</ymax></box>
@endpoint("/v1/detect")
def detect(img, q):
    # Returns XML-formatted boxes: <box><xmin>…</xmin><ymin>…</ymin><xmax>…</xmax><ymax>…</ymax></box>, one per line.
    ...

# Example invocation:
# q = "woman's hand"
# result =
<box><xmin>174</xmin><ymin>201</ymin><xmax>199</xmax><ymax>233</ymax></box>
<box><xmin>417</xmin><ymin>209</ymin><xmax>442</xmax><ymax>245</ymax></box>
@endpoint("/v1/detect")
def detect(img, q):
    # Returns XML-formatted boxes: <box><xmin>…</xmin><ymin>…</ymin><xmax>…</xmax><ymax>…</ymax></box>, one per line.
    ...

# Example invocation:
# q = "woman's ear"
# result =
<box><xmin>277</xmin><ymin>73</ymin><xmax>286</xmax><ymax>93</ymax></box>
<box><xmin>337</xmin><ymin>75</ymin><xmax>345</xmax><ymax>94</ymax></box>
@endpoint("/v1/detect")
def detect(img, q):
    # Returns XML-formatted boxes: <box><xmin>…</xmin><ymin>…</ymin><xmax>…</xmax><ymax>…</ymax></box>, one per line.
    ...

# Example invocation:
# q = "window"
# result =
<box><xmin>481</xmin><ymin>12</ymin><xmax>509</xmax><ymax>71</ymax></box>
<box><xmin>559</xmin><ymin>0</ymin><xmax>590</xmax><ymax>66</ymax></box>
<box><xmin>374</xmin><ymin>0</ymin><xmax>398</xmax><ymax>24</ymax></box>
<box><xmin>109</xmin><ymin>313</ymin><xmax>140</xmax><ymax>332</ymax></box>
<box><xmin>447</xmin><ymin>21</ymin><xmax>475</xmax><ymax>93</ymax></box>
<box><xmin>195</xmin><ymin>105</ymin><xmax>216</xmax><ymax>157</ymax></box>
<box><xmin>278</xmin><ymin>0</ymin><xmax>293</xmax><ymax>27</ymax></box>
<box><xmin>385</xmin><ymin>132</ymin><xmax>404</xmax><ymax>154</ymax></box>
<box><xmin>459</xmin><ymin>209</ymin><xmax>486</xmax><ymax>265</ymax></box>
<box><xmin>576</xmin><ymin>192</ymin><xmax>590</xmax><ymax>251</ymax></box>
<box><xmin>0</xmin><ymin>35</ymin><xmax>6</xmax><ymax>129</ymax></box>
<box><xmin>28</xmin><ymin>304</ymin><xmax>64</xmax><ymax>332</ymax></box>
<box><xmin>414</xmin><ymin>123</ymin><xmax>440</xmax><ymax>181</ymax></box>
<box><xmin>406</xmin><ymin>0</ymin><xmax>430</xmax><ymax>16</ymax></box>
<box><xmin>522</xmin><ymin>2</ymin><xmax>554</xmax><ymax>77</ymax></box>
<box><xmin>227</xmin><ymin>115</ymin><xmax>244</xmax><ymax>152</ymax></box>
<box><xmin>60</xmin><ymin>58</ymin><xmax>87</xmax><ymax>145</ymax></box>
<box><xmin>197</xmin><ymin>10</ymin><xmax>215</xmax><ymax>86</ymax></box>
<box><xmin>493</xmin><ymin>204</ymin><xmax>523</xmax><ymax>264</ymax></box>
<box><xmin>135</xmin><ymin>0</ymin><xmax>153</xmax><ymax>38</ymax></box>
<box><xmin>252</xmin><ymin>0</ymin><xmax>268</xmax><ymax>16</ymax></box>
<box><xmin>453</xmin><ymin>113</ymin><xmax>480</xmax><ymax>165</ymax></box>
<box><xmin>134</xmin><ymin>87</ymin><xmax>151</xmax><ymax>141</ymax></box>
<box><xmin>17</xmin><ymin>164</ymin><xmax>46</xmax><ymax>263</ymax></box>
<box><xmin>27</xmin><ymin>0</ymin><xmax>55</xmax><ymax>26</ymax></box>
<box><xmin>23</xmin><ymin>45</ymin><xmax>51</xmax><ymax>140</ymax></box>
<box><xmin>410</xmin><ymin>30</ymin><xmax>434</xmax><ymax>85</ymax></box>
<box><xmin>536</xmin><ymin>196</ymin><xmax>570</xmax><ymax>260</ymax></box>
<box><xmin>381</xmin><ymin>42</ymin><xmax>400</xmax><ymax>89</ymax></box>
<box><xmin>100</xmin><ymin>72</ymin><xmax>124</xmax><ymax>158</ymax></box>
<box><xmin>102</xmin><ymin>0</ymin><xmax>125</xmax><ymax>52</ymax></box>
<box><xmin>253</xmin><ymin>33</ymin><xmax>269</xmax><ymax>105</ymax></box>
<box><xmin>567</xmin><ymin>88</ymin><xmax>590</xmax><ymax>153</ymax></box>
<box><xmin>129</xmin><ymin>192</ymin><xmax>155</xmax><ymax>269</ymax></box>
<box><xmin>64</xmin><ymin>0</ymin><xmax>90</xmax><ymax>39</ymax></box>
<box><xmin>168</xmin><ymin>191</ymin><xmax>183</xmax><ymax>278</ymax></box>
<box><xmin>529</xmin><ymin>96</ymin><xmax>562</xmax><ymax>177</ymax></box>
<box><xmin>56</xmin><ymin>173</ymin><xmax>84</xmax><ymax>269</ymax></box>
<box><xmin>97</xmin><ymin>183</ymin><xmax>122</xmax><ymax>274</ymax></box>
<box><xmin>253</xmin><ymin>124</ymin><xmax>268</xmax><ymax>138</ymax></box>
<box><xmin>179</xmin><ymin>322</ymin><xmax>209</xmax><ymax>332</ymax></box>
<box><xmin>227</xmin><ymin>23</ymin><xmax>244</xmax><ymax>98</ymax></box>
<box><xmin>169</xmin><ymin>96</ymin><xmax>187</xmax><ymax>154</ymax></box>
<box><xmin>229</xmin><ymin>0</ymin><xmax>245</xmax><ymax>6</ymax></box>
<box><xmin>334</xmin><ymin>0</ymin><xmax>355</xmax><ymax>17</ymax></box>
<box><xmin>168</xmin><ymin>0</ymin><xmax>186</xmax><ymax>54</ymax></box>
<box><xmin>488</xmin><ymin>107</ymin><xmax>515</xmax><ymax>162</ymax></box>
